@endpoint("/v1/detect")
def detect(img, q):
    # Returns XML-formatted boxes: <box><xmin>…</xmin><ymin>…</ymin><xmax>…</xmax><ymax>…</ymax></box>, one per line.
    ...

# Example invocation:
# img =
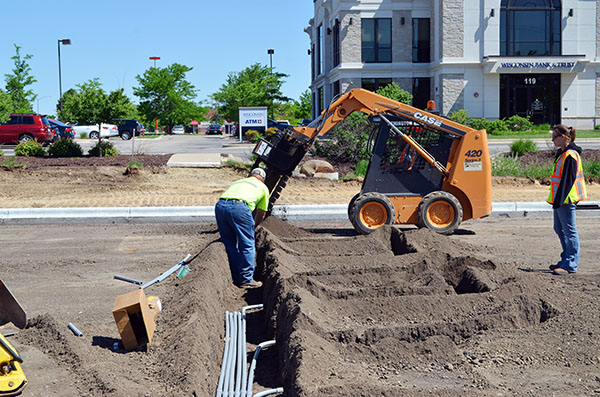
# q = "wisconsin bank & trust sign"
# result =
<box><xmin>500</xmin><ymin>61</ymin><xmax>576</xmax><ymax>69</ymax></box>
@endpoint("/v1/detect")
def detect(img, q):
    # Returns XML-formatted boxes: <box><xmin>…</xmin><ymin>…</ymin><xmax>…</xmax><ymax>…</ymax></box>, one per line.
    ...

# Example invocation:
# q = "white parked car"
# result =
<box><xmin>171</xmin><ymin>125</ymin><xmax>185</xmax><ymax>135</ymax></box>
<box><xmin>72</xmin><ymin>123</ymin><xmax>119</xmax><ymax>139</ymax></box>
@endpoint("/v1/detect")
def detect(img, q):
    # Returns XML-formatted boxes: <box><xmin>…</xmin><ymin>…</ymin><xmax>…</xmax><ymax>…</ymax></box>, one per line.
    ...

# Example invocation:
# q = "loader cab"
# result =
<box><xmin>362</xmin><ymin>114</ymin><xmax>456</xmax><ymax>196</ymax></box>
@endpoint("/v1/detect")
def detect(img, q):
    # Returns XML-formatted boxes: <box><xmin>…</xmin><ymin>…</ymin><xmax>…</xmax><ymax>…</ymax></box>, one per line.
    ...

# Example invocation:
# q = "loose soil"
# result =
<box><xmin>1</xmin><ymin>152</ymin><xmax>600</xmax><ymax>396</ymax></box>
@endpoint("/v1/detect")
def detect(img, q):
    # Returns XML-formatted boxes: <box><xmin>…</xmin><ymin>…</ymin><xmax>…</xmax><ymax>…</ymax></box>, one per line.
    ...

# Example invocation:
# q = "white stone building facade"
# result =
<box><xmin>308</xmin><ymin>0</ymin><xmax>600</xmax><ymax>129</ymax></box>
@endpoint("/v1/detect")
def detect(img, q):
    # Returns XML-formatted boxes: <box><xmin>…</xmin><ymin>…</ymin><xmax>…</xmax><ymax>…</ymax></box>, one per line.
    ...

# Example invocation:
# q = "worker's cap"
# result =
<box><xmin>250</xmin><ymin>168</ymin><xmax>266</xmax><ymax>180</ymax></box>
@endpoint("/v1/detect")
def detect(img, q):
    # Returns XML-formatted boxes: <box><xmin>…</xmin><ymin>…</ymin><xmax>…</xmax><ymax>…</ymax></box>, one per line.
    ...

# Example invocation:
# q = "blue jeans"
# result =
<box><xmin>553</xmin><ymin>203</ymin><xmax>580</xmax><ymax>273</ymax></box>
<box><xmin>215</xmin><ymin>199</ymin><xmax>256</xmax><ymax>284</ymax></box>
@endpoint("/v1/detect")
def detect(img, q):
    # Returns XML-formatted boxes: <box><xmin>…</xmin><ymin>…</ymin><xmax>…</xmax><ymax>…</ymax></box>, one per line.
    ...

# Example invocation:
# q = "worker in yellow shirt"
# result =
<box><xmin>215</xmin><ymin>168</ymin><xmax>270</xmax><ymax>288</ymax></box>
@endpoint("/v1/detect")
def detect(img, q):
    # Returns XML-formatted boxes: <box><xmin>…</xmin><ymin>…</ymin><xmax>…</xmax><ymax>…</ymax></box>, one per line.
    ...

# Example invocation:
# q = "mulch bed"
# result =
<box><xmin>11</xmin><ymin>154</ymin><xmax>172</xmax><ymax>171</ymax></box>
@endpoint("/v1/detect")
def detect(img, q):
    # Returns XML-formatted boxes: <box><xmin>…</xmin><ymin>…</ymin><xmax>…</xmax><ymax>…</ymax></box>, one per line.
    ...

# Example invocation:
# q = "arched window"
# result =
<box><xmin>500</xmin><ymin>0</ymin><xmax>561</xmax><ymax>56</ymax></box>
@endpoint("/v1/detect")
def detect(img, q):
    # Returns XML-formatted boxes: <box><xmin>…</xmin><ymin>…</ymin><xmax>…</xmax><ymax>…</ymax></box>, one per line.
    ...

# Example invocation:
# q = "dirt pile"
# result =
<box><xmin>255</xmin><ymin>217</ymin><xmax>600</xmax><ymax>396</ymax></box>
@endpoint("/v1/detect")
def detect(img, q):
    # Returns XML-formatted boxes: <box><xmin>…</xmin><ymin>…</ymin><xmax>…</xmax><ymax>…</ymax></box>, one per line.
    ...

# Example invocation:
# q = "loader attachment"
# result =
<box><xmin>0</xmin><ymin>281</ymin><xmax>27</xmax><ymax>396</ymax></box>
<box><xmin>0</xmin><ymin>281</ymin><xmax>26</xmax><ymax>330</ymax></box>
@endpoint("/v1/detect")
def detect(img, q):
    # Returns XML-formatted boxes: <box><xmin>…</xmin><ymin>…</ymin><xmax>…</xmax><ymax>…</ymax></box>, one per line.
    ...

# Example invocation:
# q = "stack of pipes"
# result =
<box><xmin>216</xmin><ymin>305</ymin><xmax>283</xmax><ymax>397</ymax></box>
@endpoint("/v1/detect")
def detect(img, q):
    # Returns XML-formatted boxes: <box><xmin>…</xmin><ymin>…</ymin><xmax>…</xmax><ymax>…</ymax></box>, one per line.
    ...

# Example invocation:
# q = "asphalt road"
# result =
<box><xmin>2</xmin><ymin>134</ymin><xmax>600</xmax><ymax>158</ymax></box>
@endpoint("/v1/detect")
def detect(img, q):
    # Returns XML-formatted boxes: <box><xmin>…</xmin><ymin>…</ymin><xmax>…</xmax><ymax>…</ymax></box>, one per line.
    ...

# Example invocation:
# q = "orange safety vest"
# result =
<box><xmin>547</xmin><ymin>149</ymin><xmax>587</xmax><ymax>205</ymax></box>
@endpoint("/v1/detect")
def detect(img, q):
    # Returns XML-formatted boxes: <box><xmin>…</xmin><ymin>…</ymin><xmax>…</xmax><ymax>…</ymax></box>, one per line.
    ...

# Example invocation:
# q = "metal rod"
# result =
<box><xmin>113</xmin><ymin>275</ymin><xmax>143</xmax><ymax>285</ymax></box>
<box><xmin>247</xmin><ymin>340</ymin><xmax>276</xmax><ymax>396</ymax></box>
<box><xmin>68</xmin><ymin>323</ymin><xmax>83</xmax><ymax>337</ymax></box>
<box><xmin>140</xmin><ymin>253</ymin><xmax>191</xmax><ymax>289</ymax></box>
<box><xmin>253</xmin><ymin>388</ymin><xmax>284</xmax><ymax>397</ymax></box>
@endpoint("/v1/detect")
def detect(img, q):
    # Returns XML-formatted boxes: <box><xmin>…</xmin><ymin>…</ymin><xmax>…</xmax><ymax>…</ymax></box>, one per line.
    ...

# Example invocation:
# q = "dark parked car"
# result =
<box><xmin>299</xmin><ymin>118</ymin><xmax>313</xmax><ymax>126</ymax></box>
<box><xmin>48</xmin><ymin>119</ymin><xmax>75</xmax><ymax>140</ymax></box>
<box><xmin>112</xmin><ymin>118</ymin><xmax>142</xmax><ymax>140</ymax></box>
<box><xmin>0</xmin><ymin>113</ymin><xmax>54</xmax><ymax>144</ymax></box>
<box><xmin>267</xmin><ymin>118</ymin><xmax>292</xmax><ymax>131</ymax></box>
<box><xmin>206</xmin><ymin>124</ymin><xmax>223</xmax><ymax>135</ymax></box>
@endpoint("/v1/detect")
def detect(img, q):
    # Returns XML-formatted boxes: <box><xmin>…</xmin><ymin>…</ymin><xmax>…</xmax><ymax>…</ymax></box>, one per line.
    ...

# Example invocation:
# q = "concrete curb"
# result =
<box><xmin>1</xmin><ymin>202</ymin><xmax>598</xmax><ymax>222</ymax></box>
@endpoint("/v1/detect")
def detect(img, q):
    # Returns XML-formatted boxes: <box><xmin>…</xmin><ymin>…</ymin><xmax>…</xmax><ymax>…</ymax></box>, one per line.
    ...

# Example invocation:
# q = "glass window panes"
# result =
<box><xmin>362</xmin><ymin>18</ymin><xmax>392</xmax><ymax>63</ymax></box>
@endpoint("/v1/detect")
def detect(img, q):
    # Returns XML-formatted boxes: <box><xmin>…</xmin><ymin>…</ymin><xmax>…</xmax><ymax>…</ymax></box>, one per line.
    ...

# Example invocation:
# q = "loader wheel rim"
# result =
<box><xmin>426</xmin><ymin>200</ymin><xmax>455</xmax><ymax>228</ymax></box>
<box><xmin>360</xmin><ymin>202</ymin><xmax>387</xmax><ymax>228</ymax></box>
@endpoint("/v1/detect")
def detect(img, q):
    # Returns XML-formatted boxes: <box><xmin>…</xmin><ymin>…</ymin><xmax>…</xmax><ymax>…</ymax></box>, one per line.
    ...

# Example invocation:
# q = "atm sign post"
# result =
<box><xmin>239</xmin><ymin>106</ymin><xmax>268</xmax><ymax>142</ymax></box>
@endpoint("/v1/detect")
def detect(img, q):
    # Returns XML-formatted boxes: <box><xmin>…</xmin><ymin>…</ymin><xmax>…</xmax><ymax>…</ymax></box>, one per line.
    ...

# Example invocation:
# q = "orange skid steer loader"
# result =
<box><xmin>251</xmin><ymin>88</ymin><xmax>491</xmax><ymax>235</ymax></box>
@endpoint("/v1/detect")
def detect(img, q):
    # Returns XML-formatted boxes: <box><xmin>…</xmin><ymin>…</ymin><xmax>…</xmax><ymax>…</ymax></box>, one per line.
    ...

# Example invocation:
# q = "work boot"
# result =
<box><xmin>549</xmin><ymin>264</ymin><xmax>560</xmax><ymax>270</ymax></box>
<box><xmin>552</xmin><ymin>267</ymin><xmax>569</xmax><ymax>276</ymax></box>
<box><xmin>238</xmin><ymin>280</ymin><xmax>262</xmax><ymax>289</ymax></box>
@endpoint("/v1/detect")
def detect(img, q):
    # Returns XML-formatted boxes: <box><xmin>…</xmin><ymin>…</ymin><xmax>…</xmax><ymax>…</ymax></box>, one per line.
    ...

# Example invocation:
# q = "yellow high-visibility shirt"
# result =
<box><xmin>220</xmin><ymin>177</ymin><xmax>270</xmax><ymax>212</ymax></box>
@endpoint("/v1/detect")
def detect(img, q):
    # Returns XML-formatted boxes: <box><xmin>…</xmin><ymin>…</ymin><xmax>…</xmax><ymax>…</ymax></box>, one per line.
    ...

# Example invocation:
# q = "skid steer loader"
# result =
<box><xmin>0</xmin><ymin>280</ymin><xmax>27</xmax><ymax>396</ymax></box>
<box><xmin>251</xmin><ymin>88</ymin><xmax>491</xmax><ymax>235</ymax></box>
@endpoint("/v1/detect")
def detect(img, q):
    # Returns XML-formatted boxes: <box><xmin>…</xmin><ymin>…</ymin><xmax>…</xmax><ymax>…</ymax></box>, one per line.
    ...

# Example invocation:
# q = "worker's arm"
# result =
<box><xmin>254</xmin><ymin>209</ymin><xmax>266</xmax><ymax>227</ymax></box>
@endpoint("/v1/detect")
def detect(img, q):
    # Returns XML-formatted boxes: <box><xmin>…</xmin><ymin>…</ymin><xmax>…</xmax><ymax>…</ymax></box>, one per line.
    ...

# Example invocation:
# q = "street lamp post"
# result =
<box><xmin>57</xmin><ymin>39</ymin><xmax>71</xmax><ymax>112</ymax></box>
<box><xmin>36</xmin><ymin>96</ymin><xmax>50</xmax><ymax>114</ymax></box>
<box><xmin>267</xmin><ymin>49</ymin><xmax>274</xmax><ymax>72</ymax></box>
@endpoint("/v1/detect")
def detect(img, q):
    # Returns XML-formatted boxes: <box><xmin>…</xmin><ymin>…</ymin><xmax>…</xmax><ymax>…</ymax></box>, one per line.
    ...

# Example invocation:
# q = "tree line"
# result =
<box><xmin>0</xmin><ymin>44</ymin><xmax>311</xmax><ymax>129</ymax></box>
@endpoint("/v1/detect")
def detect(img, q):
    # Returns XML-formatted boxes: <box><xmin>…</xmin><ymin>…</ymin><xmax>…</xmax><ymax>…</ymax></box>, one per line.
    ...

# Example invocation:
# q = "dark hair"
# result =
<box><xmin>552</xmin><ymin>124</ymin><xmax>576</xmax><ymax>142</ymax></box>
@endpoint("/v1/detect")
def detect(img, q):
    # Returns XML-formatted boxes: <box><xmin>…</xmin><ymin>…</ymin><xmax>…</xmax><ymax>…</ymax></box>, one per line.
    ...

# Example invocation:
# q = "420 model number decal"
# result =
<box><xmin>465</xmin><ymin>149</ymin><xmax>483</xmax><ymax>158</ymax></box>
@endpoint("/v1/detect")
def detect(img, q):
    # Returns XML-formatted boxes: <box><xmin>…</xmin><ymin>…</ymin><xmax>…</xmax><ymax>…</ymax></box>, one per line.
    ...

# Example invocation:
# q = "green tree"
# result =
<box><xmin>291</xmin><ymin>89</ymin><xmax>312</xmax><ymax>122</ymax></box>
<box><xmin>211</xmin><ymin>63</ymin><xmax>290</xmax><ymax>122</ymax></box>
<box><xmin>4</xmin><ymin>44</ymin><xmax>37</xmax><ymax>113</ymax></box>
<box><xmin>376</xmin><ymin>82</ymin><xmax>412</xmax><ymax>105</ymax></box>
<box><xmin>0</xmin><ymin>89</ymin><xmax>12</xmax><ymax>123</ymax></box>
<box><xmin>134</xmin><ymin>63</ymin><xmax>198</xmax><ymax>132</ymax></box>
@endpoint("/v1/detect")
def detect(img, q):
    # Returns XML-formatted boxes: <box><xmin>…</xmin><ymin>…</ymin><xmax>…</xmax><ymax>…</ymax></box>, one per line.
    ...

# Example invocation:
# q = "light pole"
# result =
<box><xmin>57</xmin><ymin>39</ymin><xmax>71</xmax><ymax>112</ymax></box>
<box><xmin>36</xmin><ymin>96</ymin><xmax>50</xmax><ymax>114</ymax></box>
<box><xmin>267</xmin><ymin>49</ymin><xmax>274</xmax><ymax>72</ymax></box>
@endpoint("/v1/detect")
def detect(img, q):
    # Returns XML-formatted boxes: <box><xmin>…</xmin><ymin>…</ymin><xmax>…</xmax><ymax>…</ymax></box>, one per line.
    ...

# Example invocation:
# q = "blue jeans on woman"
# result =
<box><xmin>553</xmin><ymin>202</ymin><xmax>580</xmax><ymax>273</ymax></box>
<box><xmin>215</xmin><ymin>199</ymin><xmax>256</xmax><ymax>285</ymax></box>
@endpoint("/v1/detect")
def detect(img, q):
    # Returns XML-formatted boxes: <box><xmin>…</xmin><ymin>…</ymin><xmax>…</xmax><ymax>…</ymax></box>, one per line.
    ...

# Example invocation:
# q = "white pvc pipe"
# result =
<box><xmin>227</xmin><ymin>312</ymin><xmax>238</xmax><ymax>395</ymax></box>
<box><xmin>253</xmin><ymin>388</ymin><xmax>284</xmax><ymax>397</ymax></box>
<box><xmin>216</xmin><ymin>311</ymin><xmax>231</xmax><ymax>397</ymax></box>
<box><xmin>246</xmin><ymin>340</ymin><xmax>276</xmax><ymax>396</ymax></box>
<box><xmin>235</xmin><ymin>312</ymin><xmax>243</xmax><ymax>397</ymax></box>
<box><xmin>241</xmin><ymin>304</ymin><xmax>264</xmax><ymax>397</ymax></box>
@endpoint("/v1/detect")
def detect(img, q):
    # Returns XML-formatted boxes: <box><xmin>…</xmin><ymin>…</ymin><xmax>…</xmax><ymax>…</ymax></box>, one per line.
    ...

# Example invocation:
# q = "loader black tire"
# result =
<box><xmin>347</xmin><ymin>192</ymin><xmax>360</xmax><ymax>221</ymax></box>
<box><xmin>349</xmin><ymin>192</ymin><xmax>395</xmax><ymax>235</ymax></box>
<box><xmin>417</xmin><ymin>191</ymin><xmax>462</xmax><ymax>235</ymax></box>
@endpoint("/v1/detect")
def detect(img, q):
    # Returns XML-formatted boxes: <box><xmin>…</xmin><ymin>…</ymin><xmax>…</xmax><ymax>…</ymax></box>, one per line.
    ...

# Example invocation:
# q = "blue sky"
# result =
<box><xmin>0</xmin><ymin>0</ymin><xmax>314</xmax><ymax>117</ymax></box>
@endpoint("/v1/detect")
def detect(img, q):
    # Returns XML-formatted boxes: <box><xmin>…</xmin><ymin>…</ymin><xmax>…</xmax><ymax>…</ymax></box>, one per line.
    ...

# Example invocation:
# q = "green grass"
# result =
<box><xmin>492</xmin><ymin>156</ymin><xmax>600</xmax><ymax>178</ymax></box>
<box><xmin>488</xmin><ymin>129</ymin><xmax>600</xmax><ymax>140</ymax></box>
<box><xmin>0</xmin><ymin>157</ymin><xmax>26</xmax><ymax>168</ymax></box>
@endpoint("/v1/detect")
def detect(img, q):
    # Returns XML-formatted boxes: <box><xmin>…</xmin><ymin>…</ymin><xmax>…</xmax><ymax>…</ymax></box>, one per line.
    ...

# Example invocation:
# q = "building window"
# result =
<box><xmin>412</xmin><ymin>18</ymin><xmax>430</xmax><ymax>63</ymax></box>
<box><xmin>412</xmin><ymin>78</ymin><xmax>431</xmax><ymax>110</ymax></box>
<box><xmin>500</xmin><ymin>0</ymin><xmax>561</xmax><ymax>56</ymax></box>
<box><xmin>312</xmin><ymin>91</ymin><xmax>317</xmax><ymax>119</ymax></box>
<box><xmin>311</xmin><ymin>44</ymin><xmax>315</xmax><ymax>81</ymax></box>
<box><xmin>362</xmin><ymin>18</ymin><xmax>392</xmax><ymax>63</ymax></box>
<box><xmin>317</xmin><ymin>24</ymin><xmax>323</xmax><ymax>75</ymax></box>
<box><xmin>333</xmin><ymin>19</ymin><xmax>340</xmax><ymax>67</ymax></box>
<box><xmin>332</xmin><ymin>80</ymin><xmax>341</xmax><ymax>98</ymax></box>
<box><xmin>318</xmin><ymin>86</ymin><xmax>324</xmax><ymax>113</ymax></box>
<box><xmin>362</xmin><ymin>78</ymin><xmax>392</xmax><ymax>92</ymax></box>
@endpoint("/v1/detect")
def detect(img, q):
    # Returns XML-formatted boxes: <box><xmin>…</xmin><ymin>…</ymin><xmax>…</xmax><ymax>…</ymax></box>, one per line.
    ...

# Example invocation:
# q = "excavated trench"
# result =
<box><xmin>254</xmin><ymin>217</ymin><xmax>559</xmax><ymax>396</ymax></box>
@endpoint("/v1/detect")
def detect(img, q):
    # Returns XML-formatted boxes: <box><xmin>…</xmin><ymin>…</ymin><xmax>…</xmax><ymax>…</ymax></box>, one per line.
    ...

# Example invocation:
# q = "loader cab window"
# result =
<box><xmin>381</xmin><ymin>123</ymin><xmax>444</xmax><ymax>173</ymax></box>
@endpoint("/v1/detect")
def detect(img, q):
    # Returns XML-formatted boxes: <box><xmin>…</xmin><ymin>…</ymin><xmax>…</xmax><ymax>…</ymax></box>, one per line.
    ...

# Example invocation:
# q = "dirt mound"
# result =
<box><xmin>253</xmin><ymin>223</ymin><xmax>580</xmax><ymax>395</ymax></box>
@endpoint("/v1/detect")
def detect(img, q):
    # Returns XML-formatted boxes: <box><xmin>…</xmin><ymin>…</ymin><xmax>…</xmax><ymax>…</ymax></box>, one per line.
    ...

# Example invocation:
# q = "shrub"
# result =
<box><xmin>88</xmin><ymin>141</ymin><xmax>120</xmax><ymax>157</ymax></box>
<box><xmin>584</xmin><ymin>161</ymin><xmax>600</xmax><ymax>178</ymax></box>
<box><xmin>468</xmin><ymin>117</ymin><xmax>488</xmax><ymax>131</ymax></box>
<box><xmin>128</xmin><ymin>161</ymin><xmax>143</xmax><ymax>169</ymax></box>
<box><xmin>355</xmin><ymin>159</ymin><xmax>369</xmax><ymax>177</ymax></box>
<box><xmin>510</xmin><ymin>139</ymin><xmax>538</xmax><ymax>157</ymax></box>
<box><xmin>505</xmin><ymin>115</ymin><xmax>533</xmax><ymax>132</ymax></box>
<box><xmin>0</xmin><ymin>149</ymin><xmax>3</xmax><ymax>156</ymax></box>
<box><xmin>15</xmin><ymin>140</ymin><xmax>45</xmax><ymax>157</ymax></box>
<box><xmin>80</xmin><ymin>132</ymin><xmax>88</xmax><ymax>138</ymax></box>
<box><xmin>0</xmin><ymin>157</ymin><xmax>26</xmax><ymax>168</ymax></box>
<box><xmin>265</xmin><ymin>127</ymin><xmax>279</xmax><ymax>138</ymax></box>
<box><xmin>244</xmin><ymin>129</ymin><xmax>263</xmax><ymax>143</ymax></box>
<box><xmin>449</xmin><ymin>109</ymin><xmax>470</xmax><ymax>125</ymax></box>
<box><xmin>48</xmin><ymin>138</ymin><xmax>83</xmax><ymax>157</ymax></box>
<box><xmin>533</xmin><ymin>123</ymin><xmax>551</xmax><ymax>133</ymax></box>
<box><xmin>375</xmin><ymin>82</ymin><xmax>412</xmax><ymax>104</ymax></box>
<box><xmin>486</xmin><ymin>119</ymin><xmax>509</xmax><ymax>135</ymax></box>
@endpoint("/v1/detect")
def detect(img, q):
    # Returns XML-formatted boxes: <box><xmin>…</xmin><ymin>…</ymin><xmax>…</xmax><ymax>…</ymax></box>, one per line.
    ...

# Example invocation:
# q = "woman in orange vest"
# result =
<box><xmin>547</xmin><ymin>124</ymin><xmax>587</xmax><ymax>275</ymax></box>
